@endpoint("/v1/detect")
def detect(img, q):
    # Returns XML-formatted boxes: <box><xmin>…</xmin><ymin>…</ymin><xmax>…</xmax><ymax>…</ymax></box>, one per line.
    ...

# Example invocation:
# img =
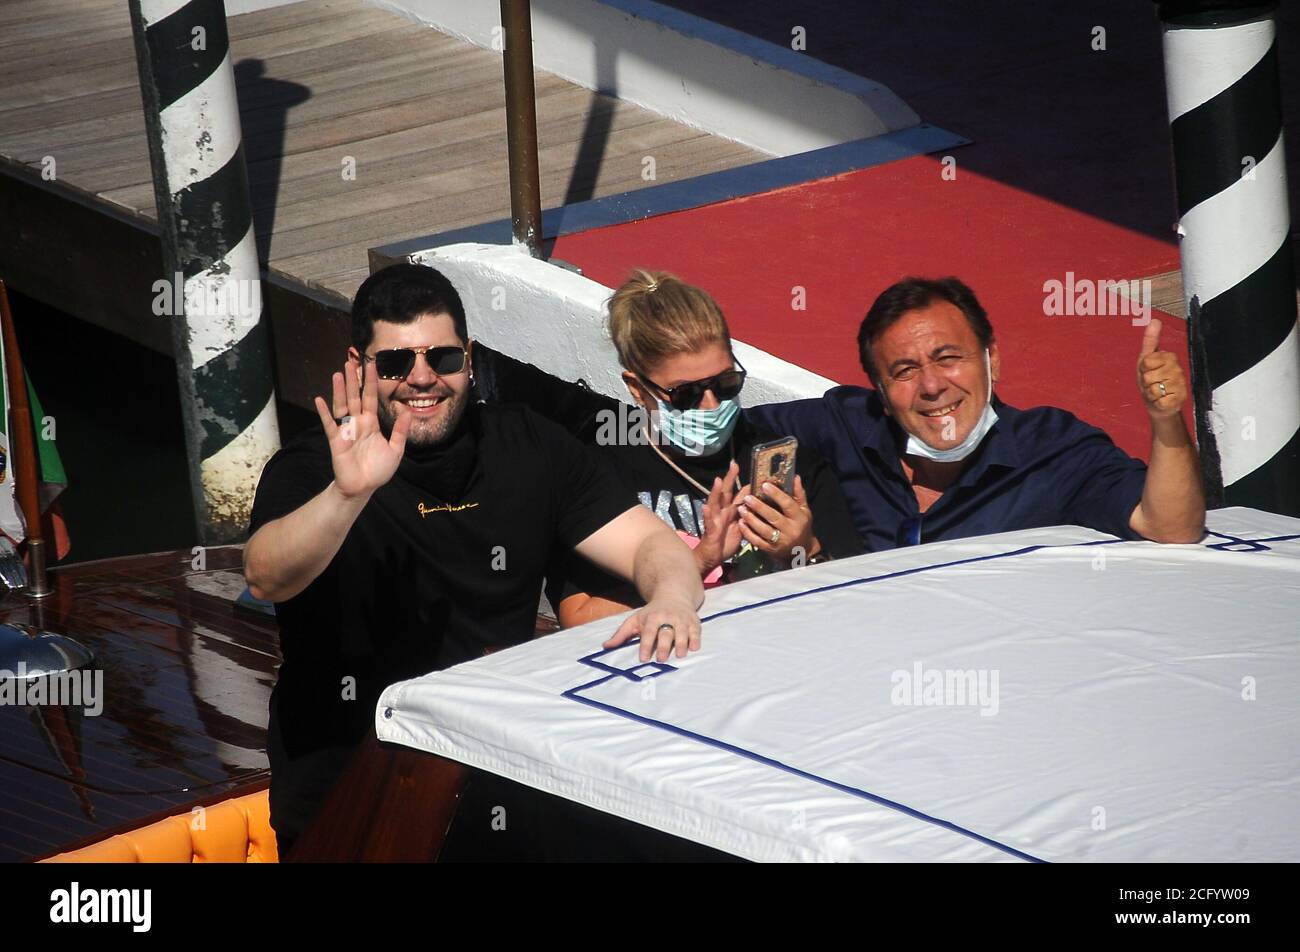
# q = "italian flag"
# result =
<box><xmin>0</xmin><ymin>352</ymin><xmax>70</xmax><ymax>560</ymax></box>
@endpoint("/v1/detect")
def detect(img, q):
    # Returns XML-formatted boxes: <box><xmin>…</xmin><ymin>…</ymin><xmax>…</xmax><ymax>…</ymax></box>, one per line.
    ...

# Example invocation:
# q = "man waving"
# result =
<box><xmin>243</xmin><ymin>263</ymin><xmax>703</xmax><ymax>855</ymax></box>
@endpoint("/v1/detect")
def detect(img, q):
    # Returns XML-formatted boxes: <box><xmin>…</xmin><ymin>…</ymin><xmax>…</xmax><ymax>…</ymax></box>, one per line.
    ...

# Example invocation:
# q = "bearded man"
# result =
<box><xmin>244</xmin><ymin>263</ymin><xmax>703</xmax><ymax>856</ymax></box>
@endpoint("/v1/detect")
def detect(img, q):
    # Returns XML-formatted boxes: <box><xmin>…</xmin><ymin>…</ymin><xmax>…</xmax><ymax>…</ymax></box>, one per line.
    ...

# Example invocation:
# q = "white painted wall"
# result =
<box><xmin>366</xmin><ymin>0</ymin><xmax>919</xmax><ymax>157</ymax></box>
<box><xmin>414</xmin><ymin>243</ymin><xmax>837</xmax><ymax>404</ymax></box>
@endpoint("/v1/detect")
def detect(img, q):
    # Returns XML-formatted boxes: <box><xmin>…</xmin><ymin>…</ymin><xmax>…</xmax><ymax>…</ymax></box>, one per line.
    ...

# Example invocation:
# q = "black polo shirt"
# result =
<box><xmin>748</xmin><ymin>387</ymin><xmax>1149</xmax><ymax>551</ymax></box>
<box><xmin>246</xmin><ymin>401</ymin><xmax>635</xmax><ymax>849</ymax></box>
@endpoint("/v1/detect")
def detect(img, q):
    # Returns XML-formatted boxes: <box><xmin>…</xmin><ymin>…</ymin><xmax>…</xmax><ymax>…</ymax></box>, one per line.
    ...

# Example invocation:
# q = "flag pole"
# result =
<box><xmin>0</xmin><ymin>280</ymin><xmax>50</xmax><ymax>598</ymax></box>
<box><xmin>501</xmin><ymin>0</ymin><xmax>544</xmax><ymax>257</ymax></box>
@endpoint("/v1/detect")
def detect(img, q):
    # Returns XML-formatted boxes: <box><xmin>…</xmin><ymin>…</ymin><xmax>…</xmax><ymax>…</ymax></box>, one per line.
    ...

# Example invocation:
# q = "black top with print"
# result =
<box><xmin>469</xmin><ymin>344</ymin><xmax>865</xmax><ymax>609</ymax></box>
<box><xmin>246</xmin><ymin>401</ymin><xmax>634</xmax><ymax>846</ymax></box>
<box><xmin>544</xmin><ymin>411</ymin><xmax>866</xmax><ymax>610</ymax></box>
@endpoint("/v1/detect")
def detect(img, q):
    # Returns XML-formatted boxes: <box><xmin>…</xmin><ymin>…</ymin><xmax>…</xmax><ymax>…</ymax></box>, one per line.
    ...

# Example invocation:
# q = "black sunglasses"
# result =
<box><xmin>362</xmin><ymin>345</ymin><xmax>468</xmax><ymax>380</ymax></box>
<box><xmin>640</xmin><ymin>357</ymin><xmax>747</xmax><ymax>411</ymax></box>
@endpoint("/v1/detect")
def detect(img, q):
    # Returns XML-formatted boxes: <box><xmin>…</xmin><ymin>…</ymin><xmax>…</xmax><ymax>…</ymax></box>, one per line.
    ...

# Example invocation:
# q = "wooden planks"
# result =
<box><xmin>1123</xmin><ymin>236</ymin><xmax>1300</xmax><ymax>320</ymax></box>
<box><xmin>0</xmin><ymin>0</ymin><xmax>765</xmax><ymax>309</ymax></box>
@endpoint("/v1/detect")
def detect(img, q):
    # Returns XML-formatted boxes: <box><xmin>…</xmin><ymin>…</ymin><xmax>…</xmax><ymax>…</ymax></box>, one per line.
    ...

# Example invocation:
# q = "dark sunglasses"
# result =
<box><xmin>362</xmin><ymin>345</ymin><xmax>468</xmax><ymax>380</ymax></box>
<box><xmin>640</xmin><ymin>357</ymin><xmax>747</xmax><ymax>411</ymax></box>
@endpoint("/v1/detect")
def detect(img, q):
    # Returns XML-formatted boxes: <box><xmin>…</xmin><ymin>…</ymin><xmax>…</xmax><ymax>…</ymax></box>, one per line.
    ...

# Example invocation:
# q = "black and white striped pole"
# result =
<box><xmin>128</xmin><ymin>0</ymin><xmax>280</xmax><ymax>542</ymax></box>
<box><xmin>1155</xmin><ymin>0</ymin><xmax>1299</xmax><ymax>516</ymax></box>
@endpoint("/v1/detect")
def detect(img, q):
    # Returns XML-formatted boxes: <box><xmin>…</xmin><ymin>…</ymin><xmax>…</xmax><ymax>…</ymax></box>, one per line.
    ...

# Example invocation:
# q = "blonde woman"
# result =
<box><xmin>546</xmin><ymin>270</ymin><xmax>862</xmax><ymax>628</ymax></box>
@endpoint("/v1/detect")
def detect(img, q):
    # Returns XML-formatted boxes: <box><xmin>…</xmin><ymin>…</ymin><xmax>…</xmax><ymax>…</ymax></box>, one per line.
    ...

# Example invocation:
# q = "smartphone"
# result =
<box><xmin>749</xmin><ymin>437</ymin><xmax>798</xmax><ymax>502</ymax></box>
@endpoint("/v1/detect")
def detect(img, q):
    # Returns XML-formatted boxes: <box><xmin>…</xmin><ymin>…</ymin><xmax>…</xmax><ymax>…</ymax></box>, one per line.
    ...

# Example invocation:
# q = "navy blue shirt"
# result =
<box><xmin>748</xmin><ymin>386</ymin><xmax>1149</xmax><ymax>551</ymax></box>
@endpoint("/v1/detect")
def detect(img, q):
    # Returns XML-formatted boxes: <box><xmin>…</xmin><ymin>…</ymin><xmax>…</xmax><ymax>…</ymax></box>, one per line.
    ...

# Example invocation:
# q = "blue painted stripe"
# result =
<box><xmin>374</xmin><ymin>124</ymin><xmax>966</xmax><ymax>260</ymax></box>
<box><xmin>1204</xmin><ymin>530</ymin><xmax>1300</xmax><ymax>551</ymax></box>
<box><xmin>699</xmin><ymin>538</ymin><xmax>1119</xmax><ymax>625</ymax></box>
<box><xmin>561</xmin><ymin>531</ymin><xmax>1299</xmax><ymax>861</ymax></box>
<box><xmin>563</xmin><ymin>682</ymin><xmax>1045</xmax><ymax>863</ymax></box>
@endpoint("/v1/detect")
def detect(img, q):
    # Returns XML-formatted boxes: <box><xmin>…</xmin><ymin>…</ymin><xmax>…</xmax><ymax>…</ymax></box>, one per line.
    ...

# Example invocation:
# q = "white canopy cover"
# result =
<box><xmin>377</xmin><ymin>508</ymin><xmax>1300</xmax><ymax>862</ymax></box>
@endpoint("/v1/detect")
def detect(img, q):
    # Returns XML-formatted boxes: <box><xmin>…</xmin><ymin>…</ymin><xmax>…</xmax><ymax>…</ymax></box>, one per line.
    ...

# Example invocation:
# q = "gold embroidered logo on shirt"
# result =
<box><xmin>418</xmin><ymin>501</ymin><xmax>480</xmax><ymax>517</ymax></box>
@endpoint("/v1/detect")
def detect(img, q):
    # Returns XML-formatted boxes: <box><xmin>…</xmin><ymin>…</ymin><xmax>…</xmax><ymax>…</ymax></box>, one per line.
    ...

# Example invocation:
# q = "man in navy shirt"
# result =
<box><xmin>748</xmin><ymin>277</ymin><xmax>1205</xmax><ymax>551</ymax></box>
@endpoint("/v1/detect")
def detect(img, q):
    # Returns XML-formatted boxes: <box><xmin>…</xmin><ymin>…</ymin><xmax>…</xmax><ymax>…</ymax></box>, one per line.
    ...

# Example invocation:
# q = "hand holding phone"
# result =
<box><xmin>749</xmin><ymin>437</ymin><xmax>797</xmax><ymax>503</ymax></box>
<box><xmin>738</xmin><ymin>436</ymin><xmax>819</xmax><ymax>570</ymax></box>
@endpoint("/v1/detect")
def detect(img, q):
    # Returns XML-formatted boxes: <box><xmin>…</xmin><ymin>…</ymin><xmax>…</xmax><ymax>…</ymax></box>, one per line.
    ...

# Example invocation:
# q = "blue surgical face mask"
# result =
<box><xmin>651</xmin><ymin>396</ymin><xmax>740</xmax><ymax>456</ymax></box>
<box><xmin>903</xmin><ymin>349</ymin><xmax>998</xmax><ymax>463</ymax></box>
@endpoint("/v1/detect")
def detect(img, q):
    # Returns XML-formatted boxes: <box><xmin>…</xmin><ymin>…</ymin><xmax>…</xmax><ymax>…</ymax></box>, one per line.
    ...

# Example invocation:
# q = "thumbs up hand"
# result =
<box><xmin>1136</xmin><ymin>318</ymin><xmax>1187</xmax><ymax>420</ymax></box>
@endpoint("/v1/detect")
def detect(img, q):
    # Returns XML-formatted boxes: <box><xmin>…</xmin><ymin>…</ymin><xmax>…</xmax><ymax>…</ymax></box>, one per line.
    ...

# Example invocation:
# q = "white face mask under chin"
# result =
<box><xmin>903</xmin><ymin>348</ymin><xmax>998</xmax><ymax>464</ymax></box>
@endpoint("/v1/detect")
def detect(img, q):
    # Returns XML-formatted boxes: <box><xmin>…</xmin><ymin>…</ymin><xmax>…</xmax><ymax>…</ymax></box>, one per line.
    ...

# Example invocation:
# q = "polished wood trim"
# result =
<box><xmin>0</xmin><ymin>545</ymin><xmax>278</xmax><ymax>862</ymax></box>
<box><xmin>287</xmin><ymin>735</ymin><xmax>467</xmax><ymax>863</ymax></box>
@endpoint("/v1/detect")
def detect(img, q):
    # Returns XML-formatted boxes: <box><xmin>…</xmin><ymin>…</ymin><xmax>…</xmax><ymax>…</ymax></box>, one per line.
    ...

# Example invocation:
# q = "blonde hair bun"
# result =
<box><xmin>607</xmin><ymin>269</ymin><xmax>731</xmax><ymax>376</ymax></box>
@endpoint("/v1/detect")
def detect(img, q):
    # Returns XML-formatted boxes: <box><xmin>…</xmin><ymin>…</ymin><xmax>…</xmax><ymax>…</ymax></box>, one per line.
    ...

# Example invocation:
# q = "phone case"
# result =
<box><xmin>750</xmin><ymin>437</ymin><xmax>798</xmax><ymax>501</ymax></box>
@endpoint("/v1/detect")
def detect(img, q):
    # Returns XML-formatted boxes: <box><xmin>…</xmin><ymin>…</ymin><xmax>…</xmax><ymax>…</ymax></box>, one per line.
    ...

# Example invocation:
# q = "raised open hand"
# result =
<box><xmin>694</xmin><ymin>461</ymin><xmax>742</xmax><ymax>575</ymax></box>
<box><xmin>313</xmin><ymin>357</ymin><xmax>410</xmax><ymax>499</ymax></box>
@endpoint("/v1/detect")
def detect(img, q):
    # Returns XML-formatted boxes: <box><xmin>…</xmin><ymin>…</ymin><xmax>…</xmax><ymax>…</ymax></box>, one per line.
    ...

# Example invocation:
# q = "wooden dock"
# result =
<box><xmin>0</xmin><ymin>0</ymin><xmax>763</xmax><ymax>406</ymax></box>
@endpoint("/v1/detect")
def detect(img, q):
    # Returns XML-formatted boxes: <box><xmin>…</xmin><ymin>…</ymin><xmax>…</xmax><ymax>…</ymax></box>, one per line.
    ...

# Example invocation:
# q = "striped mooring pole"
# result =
<box><xmin>128</xmin><ymin>0</ymin><xmax>279</xmax><ymax>543</ymax></box>
<box><xmin>1155</xmin><ymin>0</ymin><xmax>1300</xmax><ymax>516</ymax></box>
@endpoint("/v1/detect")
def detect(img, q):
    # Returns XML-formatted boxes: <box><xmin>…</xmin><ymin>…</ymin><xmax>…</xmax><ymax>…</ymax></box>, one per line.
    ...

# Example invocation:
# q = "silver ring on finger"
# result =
<box><xmin>770</xmin><ymin>528</ymin><xmax>781</xmax><ymax>544</ymax></box>
<box><xmin>656</xmin><ymin>623</ymin><xmax>675</xmax><ymax>635</ymax></box>
<box><xmin>1157</xmin><ymin>381</ymin><xmax>1168</xmax><ymax>396</ymax></box>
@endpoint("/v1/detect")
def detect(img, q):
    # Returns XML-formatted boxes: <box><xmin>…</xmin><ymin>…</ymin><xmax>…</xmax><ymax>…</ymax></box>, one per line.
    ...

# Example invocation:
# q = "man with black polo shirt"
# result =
<box><xmin>747</xmin><ymin>277</ymin><xmax>1205</xmax><ymax>550</ymax></box>
<box><xmin>243</xmin><ymin>264</ymin><xmax>703</xmax><ymax>857</ymax></box>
